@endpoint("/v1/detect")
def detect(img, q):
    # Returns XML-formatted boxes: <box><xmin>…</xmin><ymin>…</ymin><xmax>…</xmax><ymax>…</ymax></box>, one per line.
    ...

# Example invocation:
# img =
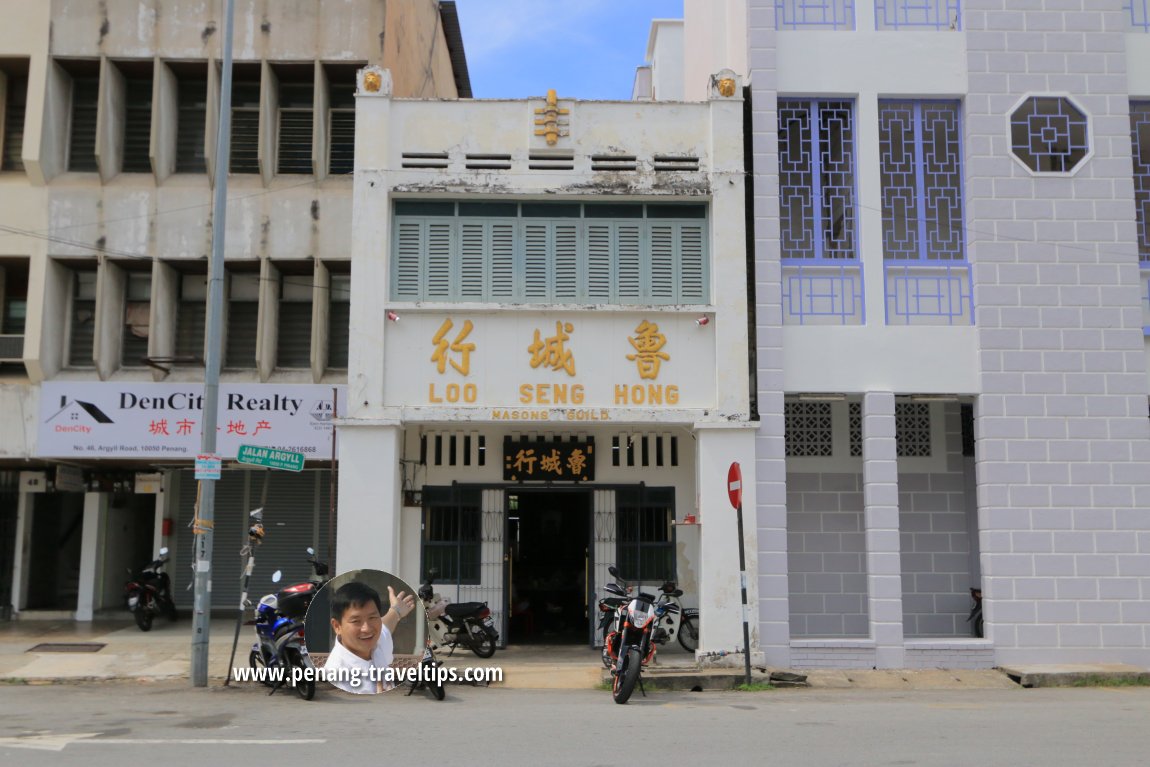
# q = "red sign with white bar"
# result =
<box><xmin>727</xmin><ymin>462</ymin><xmax>742</xmax><ymax>509</ymax></box>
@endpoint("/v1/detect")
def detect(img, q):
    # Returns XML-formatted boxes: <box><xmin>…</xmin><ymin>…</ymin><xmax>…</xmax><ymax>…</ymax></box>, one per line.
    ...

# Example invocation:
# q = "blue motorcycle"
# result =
<box><xmin>249</xmin><ymin>548</ymin><xmax>328</xmax><ymax>700</ymax></box>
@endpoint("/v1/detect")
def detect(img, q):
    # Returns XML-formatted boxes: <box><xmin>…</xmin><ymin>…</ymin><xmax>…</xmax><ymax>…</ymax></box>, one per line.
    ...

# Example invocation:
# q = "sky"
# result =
<box><xmin>452</xmin><ymin>0</ymin><xmax>685</xmax><ymax>100</ymax></box>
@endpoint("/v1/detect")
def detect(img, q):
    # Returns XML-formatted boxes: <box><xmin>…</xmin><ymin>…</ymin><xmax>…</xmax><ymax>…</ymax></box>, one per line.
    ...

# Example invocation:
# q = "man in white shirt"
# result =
<box><xmin>322</xmin><ymin>580</ymin><xmax>416</xmax><ymax>694</ymax></box>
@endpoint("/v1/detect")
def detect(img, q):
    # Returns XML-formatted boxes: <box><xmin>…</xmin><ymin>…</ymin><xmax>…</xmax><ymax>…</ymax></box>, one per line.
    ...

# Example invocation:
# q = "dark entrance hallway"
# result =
<box><xmin>507</xmin><ymin>490</ymin><xmax>590</xmax><ymax>645</ymax></box>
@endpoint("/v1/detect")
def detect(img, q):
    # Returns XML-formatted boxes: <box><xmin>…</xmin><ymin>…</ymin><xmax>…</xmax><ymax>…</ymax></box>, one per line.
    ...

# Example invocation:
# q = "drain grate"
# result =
<box><xmin>27</xmin><ymin>642</ymin><xmax>106</xmax><ymax>653</ymax></box>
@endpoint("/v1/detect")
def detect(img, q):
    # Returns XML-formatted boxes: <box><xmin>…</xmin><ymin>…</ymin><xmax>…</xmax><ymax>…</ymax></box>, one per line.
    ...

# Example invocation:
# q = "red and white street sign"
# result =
<box><xmin>727</xmin><ymin>462</ymin><xmax>742</xmax><ymax>509</ymax></box>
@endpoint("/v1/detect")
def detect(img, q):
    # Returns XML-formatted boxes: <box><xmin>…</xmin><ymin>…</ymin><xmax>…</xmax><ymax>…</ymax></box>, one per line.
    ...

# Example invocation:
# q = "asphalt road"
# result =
<box><xmin>1</xmin><ymin>681</ymin><xmax>1148</xmax><ymax>766</ymax></box>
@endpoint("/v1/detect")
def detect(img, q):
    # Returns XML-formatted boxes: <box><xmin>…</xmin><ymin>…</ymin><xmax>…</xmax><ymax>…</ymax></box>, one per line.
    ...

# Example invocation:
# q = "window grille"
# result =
<box><xmin>225</xmin><ymin>273</ymin><xmax>259</xmax><ymax>368</ymax></box>
<box><xmin>875</xmin><ymin>0</ymin><xmax>960</xmax><ymax>30</ymax></box>
<box><xmin>611</xmin><ymin>434</ymin><xmax>679</xmax><ymax>468</ymax></box>
<box><xmin>2</xmin><ymin>74</ymin><xmax>27</xmax><ymax>172</ymax></box>
<box><xmin>895</xmin><ymin>402</ymin><xmax>932</xmax><ymax>457</ymax></box>
<box><xmin>775</xmin><ymin>0</ymin><xmax>854</xmax><ymax>30</ymax></box>
<box><xmin>391</xmin><ymin>202</ymin><xmax>708</xmax><ymax>305</ymax></box>
<box><xmin>1</xmin><ymin>263</ymin><xmax>28</xmax><ymax>336</ymax></box>
<box><xmin>849</xmin><ymin>402</ymin><xmax>862</xmax><ymax>457</ymax></box>
<box><xmin>328</xmin><ymin>273</ymin><xmax>350</xmax><ymax>368</ymax></box>
<box><xmin>784</xmin><ymin>402</ymin><xmax>834</xmax><ymax>457</ymax></box>
<box><xmin>615</xmin><ymin>486</ymin><xmax>675</xmax><ymax>583</ymax></box>
<box><xmin>121</xmin><ymin>272</ymin><xmax>151</xmax><ymax>366</ymax></box>
<box><xmin>175</xmin><ymin>272</ymin><xmax>206</xmax><ymax>361</ymax></box>
<box><xmin>175</xmin><ymin>71</ymin><xmax>207</xmax><ymax>174</ymax></box>
<box><xmin>68</xmin><ymin>78</ymin><xmax>99</xmax><ymax>172</ymax></box>
<box><xmin>778</xmin><ymin>100</ymin><xmax>856</xmax><ymax>261</ymax></box>
<box><xmin>1126</xmin><ymin>1</ymin><xmax>1150</xmax><ymax>32</ymax></box>
<box><xmin>1009</xmin><ymin>96</ymin><xmax>1089</xmax><ymax>174</ymax></box>
<box><xmin>276</xmin><ymin>273</ymin><xmax>312</xmax><ymax>368</ymax></box>
<box><xmin>328</xmin><ymin>82</ymin><xmax>355</xmax><ymax>175</ymax></box>
<box><xmin>277</xmin><ymin>82</ymin><xmax>313</xmax><ymax>175</ymax></box>
<box><xmin>229</xmin><ymin>81</ymin><xmax>260</xmax><ymax>175</ymax></box>
<box><xmin>422</xmin><ymin>487</ymin><xmax>482</xmax><ymax>585</ymax></box>
<box><xmin>69</xmin><ymin>270</ymin><xmax>97</xmax><ymax>367</ymax></box>
<box><xmin>1131</xmin><ymin>102</ymin><xmax>1150</xmax><ymax>264</ymax></box>
<box><xmin>122</xmin><ymin>76</ymin><xmax>153</xmax><ymax>173</ymax></box>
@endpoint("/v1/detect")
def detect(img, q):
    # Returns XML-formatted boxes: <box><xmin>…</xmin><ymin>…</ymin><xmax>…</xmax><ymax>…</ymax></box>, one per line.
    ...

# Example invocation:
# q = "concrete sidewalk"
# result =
<box><xmin>1</xmin><ymin>617</ymin><xmax>1144</xmax><ymax>691</ymax></box>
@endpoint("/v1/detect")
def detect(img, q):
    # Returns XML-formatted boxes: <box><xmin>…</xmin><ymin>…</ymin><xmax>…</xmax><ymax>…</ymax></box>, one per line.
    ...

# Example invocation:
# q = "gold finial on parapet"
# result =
<box><xmin>534</xmin><ymin>89</ymin><xmax>570</xmax><ymax>146</ymax></box>
<box><xmin>364</xmin><ymin>71</ymin><xmax>382</xmax><ymax>92</ymax></box>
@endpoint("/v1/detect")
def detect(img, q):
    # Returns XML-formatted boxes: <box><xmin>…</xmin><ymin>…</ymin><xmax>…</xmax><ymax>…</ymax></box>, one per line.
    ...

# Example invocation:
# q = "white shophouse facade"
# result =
<box><xmin>336</xmin><ymin>69</ymin><xmax>757</xmax><ymax>650</ymax></box>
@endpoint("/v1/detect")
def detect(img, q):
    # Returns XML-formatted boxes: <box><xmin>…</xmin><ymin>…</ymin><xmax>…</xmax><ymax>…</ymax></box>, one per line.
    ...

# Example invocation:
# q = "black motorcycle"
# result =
<box><xmin>418</xmin><ymin>572</ymin><xmax>499</xmax><ymax>658</ymax></box>
<box><xmin>124</xmin><ymin>547</ymin><xmax>177</xmax><ymax>631</ymax></box>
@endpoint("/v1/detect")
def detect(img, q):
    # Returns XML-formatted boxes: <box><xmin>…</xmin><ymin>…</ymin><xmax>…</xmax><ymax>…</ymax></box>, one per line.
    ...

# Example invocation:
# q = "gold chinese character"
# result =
<box><xmin>528</xmin><ymin>321</ymin><xmax>576</xmax><ymax>376</ymax></box>
<box><xmin>626</xmin><ymin>320</ymin><xmax>670</xmax><ymax>380</ymax></box>
<box><xmin>539</xmin><ymin>449</ymin><xmax>563</xmax><ymax>475</ymax></box>
<box><xmin>567</xmin><ymin>448</ymin><xmax>587</xmax><ymax>477</ymax></box>
<box><xmin>512</xmin><ymin>449</ymin><xmax>537</xmax><ymax>476</ymax></box>
<box><xmin>431</xmin><ymin>319</ymin><xmax>475</xmax><ymax>376</ymax></box>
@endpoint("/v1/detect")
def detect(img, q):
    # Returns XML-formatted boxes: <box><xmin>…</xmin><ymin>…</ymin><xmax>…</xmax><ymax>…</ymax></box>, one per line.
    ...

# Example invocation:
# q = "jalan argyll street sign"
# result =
<box><xmin>236</xmin><ymin>444</ymin><xmax>305</xmax><ymax>472</ymax></box>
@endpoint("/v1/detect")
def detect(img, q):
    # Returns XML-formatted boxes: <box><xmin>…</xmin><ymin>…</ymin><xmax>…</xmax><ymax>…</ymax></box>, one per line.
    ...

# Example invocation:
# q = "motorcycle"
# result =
<box><xmin>124</xmin><ymin>547</ymin><xmax>177</xmax><ymax>631</ymax></box>
<box><xmin>602</xmin><ymin>565</ymin><xmax>678</xmax><ymax>704</ymax></box>
<box><xmin>249</xmin><ymin>547</ymin><xmax>329</xmax><ymax>700</ymax></box>
<box><xmin>418</xmin><ymin>571</ymin><xmax>499</xmax><ymax>658</ymax></box>
<box><xmin>654</xmin><ymin>580</ymin><xmax>699</xmax><ymax>653</ymax></box>
<box><xmin>405</xmin><ymin>638</ymin><xmax>447</xmax><ymax>701</ymax></box>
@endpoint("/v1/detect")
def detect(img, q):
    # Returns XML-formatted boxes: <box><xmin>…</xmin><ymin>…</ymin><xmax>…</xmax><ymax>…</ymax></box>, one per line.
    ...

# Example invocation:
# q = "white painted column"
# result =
<box><xmin>695</xmin><ymin>422</ymin><xmax>761</xmax><ymax>662</ymax></box>
<box><xmin>862</xmin><ymin>391</ymin><xmax>904</xmax><ymax>667</ymax></box>
<box><xmin>336</xmin><ymin>421</ymin><xmax>403</xmax><ymax>574</ymax></box>
<box><xmin>10</xmin><ymin>491</ymin><xmax>33</xmax><ymax>613</ymax></box>
<box><xmin>75</xmin><ymin>492</ymin><xmax>107</xmax><ymax>621</ymax></box>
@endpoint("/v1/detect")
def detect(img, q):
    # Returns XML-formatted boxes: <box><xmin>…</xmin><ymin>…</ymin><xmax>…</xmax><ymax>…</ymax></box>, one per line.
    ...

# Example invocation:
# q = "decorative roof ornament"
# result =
<box><xmin>534</xmin><ymin>89</ymin><xmax>570</xmax><ymax>146</ymax></box>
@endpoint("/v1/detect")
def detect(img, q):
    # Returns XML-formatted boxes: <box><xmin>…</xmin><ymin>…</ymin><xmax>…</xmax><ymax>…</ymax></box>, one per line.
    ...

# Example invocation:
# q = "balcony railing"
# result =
<box><xmin>775</xmin><ymin>0</ymin><xmax>855</xmax><ymax>30</ymax></box>
<box><xmin>884</xmin><ymin>264</ymin><xmax>972</xmax><ymax>326</ymax></box>
<box><xmin>776</xmin><ymin>1</ymin><xmax>961</xmax><ymax>30</ymax></box>
<box><xmin>782</xmin><ymin>262</ymin><xmax>865</xmax><ymax>325</ymax></box>
<box><xmin>875</xmin><ymin>0</ymin><xmax>960</xmax><ymax>31</ymax></box>
<box><xmin>1126</xmin><ymin>1</ymin><xmax>1150</xmax><ymax>32</ymax></box>
<box><xmin>0</xmin><ymin>334</ymin><xmax>24</xmax><ymax>362</ymax></box>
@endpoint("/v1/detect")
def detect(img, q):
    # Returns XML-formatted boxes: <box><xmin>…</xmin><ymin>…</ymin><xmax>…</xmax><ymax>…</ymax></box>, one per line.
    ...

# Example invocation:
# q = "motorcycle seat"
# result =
<box><xmin>444</xmin><ymin>602</ymin><xmax>486</xmax><ymax>618</ymax></box>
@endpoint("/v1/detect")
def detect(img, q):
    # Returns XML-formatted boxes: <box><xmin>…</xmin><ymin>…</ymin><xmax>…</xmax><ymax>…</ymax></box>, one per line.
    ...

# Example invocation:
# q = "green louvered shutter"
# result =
<box><xmin>616</xmin><ymin>223</ymin><xmax>642</xmax><ymax>302</ymax></box>
<box><xmin>393</xmin><ymin>220</ymin><xmax>423</xmax><ymax>299</ymax></box>
<box><xmin>678</xmin><ymin>223</ymin><xmax>706</xmax><ymax>302</ymax></box>
<box><xmin>586</xmin><ymin>223</ymin><xmax>612</xmax><ymax>301</ymax></box>
<box><xmin>523</xmin><ymin>222</ymin><xmax>550</xmax><ymax>301</ymax></box>
<box><xmin>648</xmin><ymin>223</ymin><xmax>675</xmax><ymax>303</ymax></box>
<box><xmin>490</xmin><ymin>221</ymin><xmax>516</xmax><ymax>298</ymax></box>
<box><xmin>553</xmin><ymin>223</ymin><xmax>579</xmax><ymax>300</ymax></box>
<box><xmin>459</xmin><ymin>221</ymin><xmax>486</xmax><ymax>299</ymax></box>
<box><xmin>425</xmin><ymin>221</ymin><xmax>453</xmax><ymax>299</ymax></box>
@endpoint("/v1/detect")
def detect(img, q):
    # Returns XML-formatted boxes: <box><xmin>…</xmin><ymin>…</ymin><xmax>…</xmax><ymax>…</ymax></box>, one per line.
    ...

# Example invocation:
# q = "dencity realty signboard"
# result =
<box><xmin>37</xmin><ymin>382</ymin><xmax>346</xmax><ymax>460</ymax></box>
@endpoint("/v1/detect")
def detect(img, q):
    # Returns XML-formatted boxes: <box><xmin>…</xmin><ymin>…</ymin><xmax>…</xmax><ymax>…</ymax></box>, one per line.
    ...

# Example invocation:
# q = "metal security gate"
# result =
<box><xmin>173</xmin><ymin>469</ymin><xmax>331</xmax><ymax>613</ymax></box>
<box><xmin>590</xmin><ymin>489</ymin><xmax>616</xmax><ymax>646</ymax></box>
<box><xmin>457</xmin><ymin>489</ymin><xmax>505</xmax><ymax>645</ymax></box>
<box><xmin>0</xmin><ymin>471</ymin><xmax>17</xmax><ymax>619</ymax></box>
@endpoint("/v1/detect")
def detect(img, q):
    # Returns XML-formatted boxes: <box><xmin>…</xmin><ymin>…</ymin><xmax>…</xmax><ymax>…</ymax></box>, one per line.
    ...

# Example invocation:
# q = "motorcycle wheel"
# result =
<box><xmin>249</xmin><ymin>649</ymin><xmax>274</xmax><ymax>688</ymax></box>
<box><xmin>678</xmin><ymin>614</ymin><xmax>699</xmax><ymax>653</ymax></box>
<box><xmin>134</xmin><ymin>608</ymin><xmax>153</xmax><ymax>632</ymax></box>
<box><xmin>291</xmin><ymin>654</ymin><xmax>315</xmax><ymax>701</ymax></box>
<box><xmin>613</xmin><ymin>647</ymin><xmax>641</xmax><ymax>704</ymax></box>
<box><xmin>426</xmin><ymin>663</ymin><xmax>446</xmax><ymax>701</ymax></box>
<box><xmin>466</xmin><ymin>621</ymin><xmax>497</xmax><ymax>658</ymax></box>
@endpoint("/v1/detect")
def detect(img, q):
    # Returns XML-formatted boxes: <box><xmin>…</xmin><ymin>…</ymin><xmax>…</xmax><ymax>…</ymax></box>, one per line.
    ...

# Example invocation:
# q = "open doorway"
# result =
<box><xmin>25</xmin><ymin>492</ymin><xmax>85</xmax><ymax>610</ymax></box>
<box><xmin>506</xmin><ymin>490</ymin><xmax>590</xmax><ymax>645</ymax></box>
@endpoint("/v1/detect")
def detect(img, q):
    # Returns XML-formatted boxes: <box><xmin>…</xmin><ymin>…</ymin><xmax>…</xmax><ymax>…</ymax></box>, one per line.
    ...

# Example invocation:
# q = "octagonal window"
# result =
<box><xmin>1009</xmin><ymin>96</ymin><xmax>1090</xmax><ymax>174</ymax></box>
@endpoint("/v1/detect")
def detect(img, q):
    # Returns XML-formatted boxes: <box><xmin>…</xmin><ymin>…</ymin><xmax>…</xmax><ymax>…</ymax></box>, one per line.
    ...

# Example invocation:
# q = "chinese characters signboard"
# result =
<box><xmin>503</xmin><ymin>438</ymin><xmax>595</xmax><ymax>482</ymax></box>
<box><xmin>37</xmin><ymin>382</ymin><xmax>345</xmax><ymax>459</ymax></box>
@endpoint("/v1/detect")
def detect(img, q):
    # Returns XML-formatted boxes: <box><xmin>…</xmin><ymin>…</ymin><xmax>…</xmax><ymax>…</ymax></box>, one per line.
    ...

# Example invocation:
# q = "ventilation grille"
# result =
<box><xmin>611</xmin><ymin>434</ymin><xmax>679</xmax><ymax>468</ymax></box>
<box><xmin>230</xmin><ymin>109</ymin><xmax>260</xmax><ymax>174</ymax></box>
<box><xmin>401</xmin><ymin>151</ymin><xmax>449</xmax><ymax>169</ymax></box>
<box><xmin>421</xmin><ymin>432</ymin><xmax>487</xmax><ymax>468</ymax></box>
<box><xmin>591</xmin><ymin>154</ymin><xmax>637</xmax><ymax>172</ymax></box>
<box><xmin>653</xmin><ymin>155</ymin><xmax>700</xmax><ymax>172</ymax></box>
<box><xmin>328</xmin><ymin>110</ymin><xmax>355</xmax><ymax>174</ymax></box>
<box><xmin>528</xmin><ymin>152</ymin><xmax>574</xmax><ymax>171</ymax></box>
<box><xmin>277</xmin><ymin>109</ymin><xmax>314</xmax><ymax>175</ymax></box>
<box><xmin>465</xmin><ymin>153</ymin><xmax>512</xmax><ymax>170</ymax></box>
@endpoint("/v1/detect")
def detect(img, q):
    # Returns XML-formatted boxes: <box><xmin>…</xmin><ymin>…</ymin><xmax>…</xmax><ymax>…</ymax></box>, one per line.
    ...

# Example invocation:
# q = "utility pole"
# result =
<box><xmin>191</xmin><ymin>0</ymin><xmax>236</xmax><ymax>687</ymax></box>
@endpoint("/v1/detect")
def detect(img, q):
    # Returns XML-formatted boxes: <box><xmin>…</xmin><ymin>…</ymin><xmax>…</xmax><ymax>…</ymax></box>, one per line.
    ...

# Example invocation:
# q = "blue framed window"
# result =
<box><xmin>880</xmin><ymin>100</ymin><xmax>971</xmax><ymax>325</ymax></box>
<box><xmin>875</xmin><ymin>0</ymin><xmax>960</xmax><ymax>31</ymax></box>
<box><xmin>391</xmin><ymin>202</ymin><xmax>708</xmax><ymax>305</ymax></box>
<box><xmin>775</xmin><ymin>0</ymin><xmax>855</xmax><ymax>30</ymax></box>
<box><xmin>1126</xmin><ymin>1</ymin><xmax>1150</xmax><ymax>32</ymax></box>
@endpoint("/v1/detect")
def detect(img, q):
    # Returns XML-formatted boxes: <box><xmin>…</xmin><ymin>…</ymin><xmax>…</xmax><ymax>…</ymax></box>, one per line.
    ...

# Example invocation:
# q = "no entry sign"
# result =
<box><xmin>728</xmin><ymin>462</ymin><xmax>742</xmax><ymax>509</ymax></box>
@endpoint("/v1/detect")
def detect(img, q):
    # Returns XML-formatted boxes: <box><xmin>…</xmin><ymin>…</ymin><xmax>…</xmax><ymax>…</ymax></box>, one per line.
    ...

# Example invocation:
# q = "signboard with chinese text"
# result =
<box><xmin>503</xmin><ymin>438</ymin><xmax>595</xmax><ymax>482</ymax></box>
<box><xmin>383</xmin><ymin>312</ymin><xmax>717</xmax><ymax>412</ymax></box>
<box><xmin>37</xmin><ymin>382</ymin><xmax>345</xmax><ymax>459</ymax></box>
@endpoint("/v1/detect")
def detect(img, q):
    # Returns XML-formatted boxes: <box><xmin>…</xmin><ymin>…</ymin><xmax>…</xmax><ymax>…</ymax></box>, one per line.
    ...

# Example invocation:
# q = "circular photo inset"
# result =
<box><xmin>304</xmin><ymin>569</ymin><xmax>426</xmax><ymax>694</ymax></box>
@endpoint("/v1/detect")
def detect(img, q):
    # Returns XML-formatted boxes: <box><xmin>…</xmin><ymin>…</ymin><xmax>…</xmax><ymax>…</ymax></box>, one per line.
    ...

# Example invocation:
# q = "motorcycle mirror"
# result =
<box><xmin>158</xmin><ymin>546</ymin><xmax>169</xmax><ymax>557</ymax></box>
<box><xmin>306</xmin><ymin>547</ymin><xmax>315</xmax><ymax>556</ymax></box>
<box><xmin>249</xmin><ymin>507</ymin><xmax>264</xmax><ymax>521</ymax></box>
<box><xmin>608</xmin><ymin>565</ymin><xmax>620</xmax><ymax>578</ymax></box>
<box><xmin>271</xmin><ymin>570</ymin><xmax>282</xmax><ymax>583</ymax></box>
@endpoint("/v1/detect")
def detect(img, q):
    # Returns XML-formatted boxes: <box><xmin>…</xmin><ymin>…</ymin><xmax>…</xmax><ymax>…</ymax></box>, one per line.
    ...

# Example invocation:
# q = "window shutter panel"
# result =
<box><xmin>616</xmin><ymin>223</ymin><xmax>641</xmax><ymax>301</ymax></box>
<box><xmin>225</xmin><ymin>301</ymin><xmax>259</xmax><ymax>368</ymax></box>
<box><xmin>553</xmin><ymin>223</ymin><xmax>578</xmax><ymax>300</ymax></box>
<box><xmin>425</xmin><ymin>221</ymin><xmax>453</xmax><ymax>299</ymax></box>
<box><xmin>69</xmin><ymin>300</ymin><xmax>96</xmax><ymax>366</ymax></box>
<box><xmin>393</xmin><ymin>220</ymin><xmax>423</xmax><ymax>299</ymax></box>
<box><xmin>678</xmin><ymin>223</ymin><xmax>706</xmax><ymax>302</ymax></box>
<box><xmin>490</xmin><ymin>221</ymin><xmax>516</xmax><ymax>299</ymax></box>
<box><xmin>649</xmin><ymin>224</ymin><xmax>675</xmax><ymax>302</ymax></box>
<box><xmin>459</xmin><ymin>221</ymin><xmax>486</xmax><ymax>299</ymax></box>
<box><xmin>523</xmin><ymin>222</ymin><xmax>550</xmax><ymax>300</ymax></box>
<box><xmin>277</xmin><ymin>302</ymin><xmax>312</xmax><ymax>368</ymax></box>
<box><xmin>586</xmin><ymin>224</ymin><xmax>612</xmax><ymax>300</ymax></box>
